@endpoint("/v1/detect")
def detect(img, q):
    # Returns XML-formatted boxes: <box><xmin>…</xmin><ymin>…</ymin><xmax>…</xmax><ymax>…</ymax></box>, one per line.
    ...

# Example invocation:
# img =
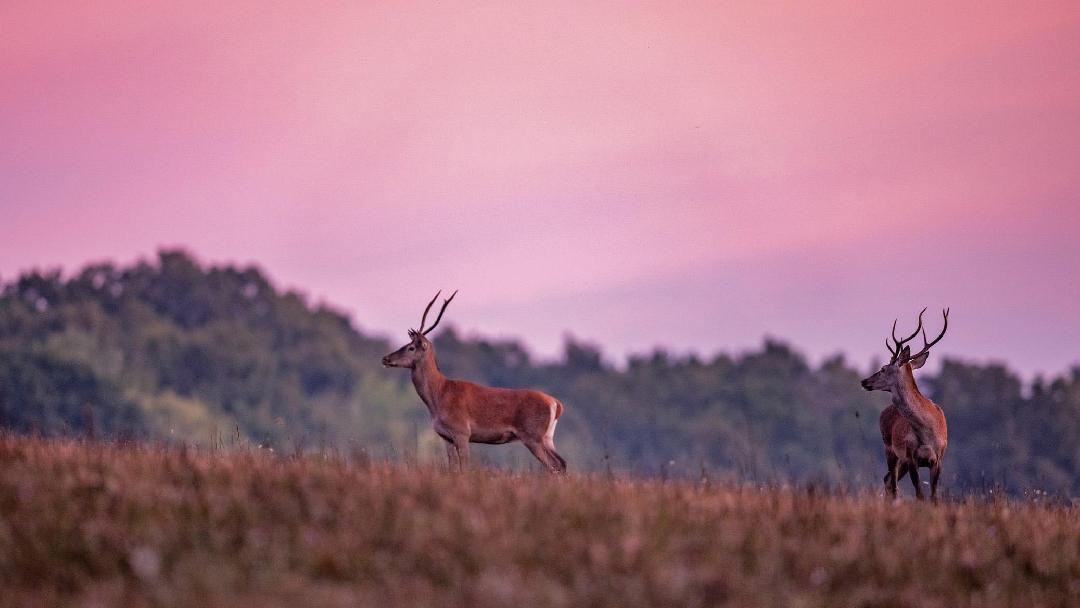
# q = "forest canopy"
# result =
<box><xmin>0</xmin><ymin>250</ymin><xmax>1077</xmax><ymax>495</ymax></box>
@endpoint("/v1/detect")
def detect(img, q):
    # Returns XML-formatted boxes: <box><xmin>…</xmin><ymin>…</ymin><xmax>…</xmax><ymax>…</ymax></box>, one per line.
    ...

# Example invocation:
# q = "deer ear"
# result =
<box><xmin>898</xmin><ymin>345</ymin><xmax>911</xmax><ymax>362</ymax></box>
<box><xmin>907</xmin><ymin>350</ymin><xmax>929</xmax><ymax>370</ymax></box>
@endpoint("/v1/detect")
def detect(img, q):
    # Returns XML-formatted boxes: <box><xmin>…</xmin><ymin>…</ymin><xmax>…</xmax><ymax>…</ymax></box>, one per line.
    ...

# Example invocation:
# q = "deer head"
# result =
<box><xmin>381</xmin><ymin>290</ymin><xmax>457</xmax><ymax>368</ymax></box>
<box><xmin>861</xmin><ymin>308</ymin><xmax>949</xmax><ymax>392</ymax></box>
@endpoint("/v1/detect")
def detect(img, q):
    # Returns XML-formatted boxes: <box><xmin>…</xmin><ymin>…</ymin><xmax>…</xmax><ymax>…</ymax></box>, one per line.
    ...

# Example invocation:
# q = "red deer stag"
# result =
<box><xmin>861</xmin><ymin>308</ymin><xmax>950</xmax><ymax>501</ymax></box>
<box><xmin>381</xmin><ymin>291</ymin><xmax>567</xmax><ymax>473</ymax></box>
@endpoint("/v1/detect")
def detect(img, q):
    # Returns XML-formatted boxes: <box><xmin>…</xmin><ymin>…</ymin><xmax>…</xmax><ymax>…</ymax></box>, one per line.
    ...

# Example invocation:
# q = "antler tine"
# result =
<box><xmin>892</xmin><ymin>308</ymin><xmax>926</xmax><ymax>349</ymax></box>
<box><xmin>888</xmin><ymin>319</ymin><xmax>901</xmax><ymax>362</ymax></box>
<box><xmin>909</xmin><ymin>307</ymin><xmax>949</xmax><ymax>361</ymax></box>
<box><xmin>418</xmin><ymin>290</ymin><xmax>441</xmax><ymax>334</ymax></box>
<box><xmin>422</xmin><ymin>289</ymin><xmax>458</xmax><ymax>335</ymax></box>
<box><xmin>887</xmin><ymin>321</ymin><xmax>908</xmax><ymax>360</ymax></box>
<box><xmin>886</xmin><ymin>308</ymin><xmax>927</xmax><ymax>363</ymax></box>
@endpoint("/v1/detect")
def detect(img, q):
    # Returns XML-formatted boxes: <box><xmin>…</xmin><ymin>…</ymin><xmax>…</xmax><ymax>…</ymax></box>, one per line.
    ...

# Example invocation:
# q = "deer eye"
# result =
<box><xmin>408</xmin><ymin>346</ymin><xmax>415</xmax><ymax>351</ymax></box>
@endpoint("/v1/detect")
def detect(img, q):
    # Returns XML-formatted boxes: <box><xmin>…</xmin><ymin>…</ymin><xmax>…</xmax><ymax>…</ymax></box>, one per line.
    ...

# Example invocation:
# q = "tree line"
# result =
<box><xmin>0</xmin><ymin>250</ymin><xmax>1076</xmax><ymax>495</ymax></box>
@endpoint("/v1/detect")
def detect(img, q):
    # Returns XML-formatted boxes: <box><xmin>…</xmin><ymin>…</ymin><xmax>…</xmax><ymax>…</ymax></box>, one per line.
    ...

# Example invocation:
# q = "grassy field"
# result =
<box><xmin>0</xmin><ymin>435</ymin><xmax>1076</xmax><ymax>607</ymax></box>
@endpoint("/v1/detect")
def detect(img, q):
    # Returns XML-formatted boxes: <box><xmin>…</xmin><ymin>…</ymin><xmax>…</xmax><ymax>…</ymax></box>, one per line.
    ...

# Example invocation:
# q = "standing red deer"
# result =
<box><xmin>861</xmin><ymin>308</ymin><xmax>950</xmax><ymax>501</ymax></box>
<box><xmin>381</xmin><ymin>291</ymin><xmax>567</xmax><ymax>473</ymax></box>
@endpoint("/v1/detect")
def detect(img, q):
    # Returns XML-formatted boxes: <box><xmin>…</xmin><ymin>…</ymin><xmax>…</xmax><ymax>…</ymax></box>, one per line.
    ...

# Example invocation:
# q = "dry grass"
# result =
<box><xmin>0</xmin><ymin>435</ymin><xmax>1077</xmax><ymax>607</ymax></box>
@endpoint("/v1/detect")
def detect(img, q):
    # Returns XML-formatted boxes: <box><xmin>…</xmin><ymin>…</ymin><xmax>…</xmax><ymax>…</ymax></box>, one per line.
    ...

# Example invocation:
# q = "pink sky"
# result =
<box><xmin>3</xmin><ymin>2</ymin><xmax>1079</xmax><ymax>376</ymax></box>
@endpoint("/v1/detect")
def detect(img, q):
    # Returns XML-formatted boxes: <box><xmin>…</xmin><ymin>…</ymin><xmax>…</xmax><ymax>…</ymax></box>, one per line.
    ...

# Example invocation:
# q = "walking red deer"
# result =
<box><xmin>861</xmin><ymin>308</ymin><xmax>950</xmax><ymax>501</ymax></box>
<box><xmin>381</xmin><ymin>291</ymin><xmax>567</xmax><ymax>473</ymax></box>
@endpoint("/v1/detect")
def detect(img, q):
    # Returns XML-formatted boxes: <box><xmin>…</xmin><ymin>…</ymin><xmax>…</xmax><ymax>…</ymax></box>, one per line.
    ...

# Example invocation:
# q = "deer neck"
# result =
<box><xmin>410</xmin><ymin>354</ymin><xmax>446</xmax><ymax>417</ymax></box>
<box><xmin>892</xmin><ymin>366</ymin><xmax>940</xmax><ymax>445</ymax></box>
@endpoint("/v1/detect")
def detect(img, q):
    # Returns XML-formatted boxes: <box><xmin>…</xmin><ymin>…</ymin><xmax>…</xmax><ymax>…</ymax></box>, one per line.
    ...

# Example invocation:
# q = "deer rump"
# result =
<box><xmin>879</xmin><ymin>405</ymin><xmax>937</xmax><ymax>469</ymax></box>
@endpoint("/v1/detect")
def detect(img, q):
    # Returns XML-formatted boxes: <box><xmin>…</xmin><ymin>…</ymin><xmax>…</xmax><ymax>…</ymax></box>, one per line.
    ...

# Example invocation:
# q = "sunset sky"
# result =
<box><xmin>3</xmin><ymin>2</ymin><xmax>1079</xmax><ymax>376</ymax></box>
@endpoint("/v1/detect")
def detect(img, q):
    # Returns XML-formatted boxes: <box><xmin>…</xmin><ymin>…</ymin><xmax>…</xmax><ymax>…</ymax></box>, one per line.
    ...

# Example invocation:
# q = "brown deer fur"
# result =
<box><xmin>382</xmin><ymin>292</ymin><xmax>567</xmax><ymax>473</ymax></box>
<box><xmin>862</xmin><ymin>309</ymin><xmax>950</xmax><ymax>501</ymax></box>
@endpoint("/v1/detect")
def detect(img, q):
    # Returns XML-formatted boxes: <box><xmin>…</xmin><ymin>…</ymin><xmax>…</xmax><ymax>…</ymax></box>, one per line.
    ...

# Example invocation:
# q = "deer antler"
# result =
<box><xmin>418</xmin><ymin>290</ymin><xmax>442</xmax><ymax>334</ymax></box>
<box><xmin>906</xmin><ymin>308</ymin><xmax>949</xmax><ymax>362</ymax></box>
<box><xmin>887</xmin><ymin>322</ymin><xmax>901</xmax><ymax>360</ymax></box>
<box><xmin>422</xmin><ymin>290</ymin><xmax>457</xmax><ymax>335</ymax></box>
<box><xmin>888</xmin><ymin>307</ymin><xmax>926</xmax><ymax>362</ymax></box>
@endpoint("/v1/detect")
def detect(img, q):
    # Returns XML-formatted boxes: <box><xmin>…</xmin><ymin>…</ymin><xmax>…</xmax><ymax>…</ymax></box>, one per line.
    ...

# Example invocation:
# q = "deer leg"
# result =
<box><xmin>930</xmin><ymin>463</ymin><xmax>942</xmax><ymax>503</ymax></box>
<box><xmin>542</xmin><ymin>438</ymin><xmax>567</xmax><ymax>473</ymax></box>
<box><xmin>909</xmin><ymin>465</ymin><xmax>924</xmax><ymax>500</ymax></box>
<box><xmin>895</xmin><ymin>462</ymin><xmax>910</xmax><ymax>498</ymax></box>
<box><xmin>885</xmin><ymin>452</ymin><xmax>899</xmax><ymax>498</ymax></box>
<box><xmin>523</xmin><ymin>439</ymin><xmax>559</xmax><ymax>473</ymax></box>
<box><xmin>445</xmin><ymin>441</ymin><xmax>459</xmax><ymax>472</ymax></box>
<box><xmin>452</xmin><ymin>436</ymin><xmax>470</xmax><ymax>472</ymax></box>
<box><xmin>897</xmin><ymin>462</ymin><xmax>910</xmax><ymax>481</ymax></box>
